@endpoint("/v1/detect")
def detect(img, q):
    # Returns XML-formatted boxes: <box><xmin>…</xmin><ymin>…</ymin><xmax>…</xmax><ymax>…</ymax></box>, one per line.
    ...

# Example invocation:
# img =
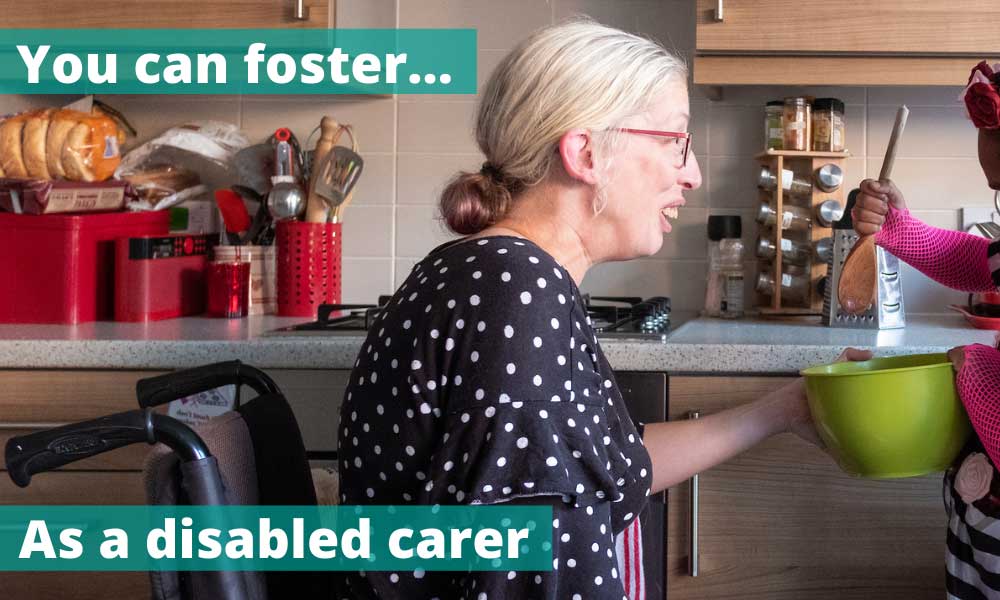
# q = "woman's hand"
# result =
<box><xmin>852</xmin><ymin>179</ymin><xmax>906</xmax><ymax>236</ymax></box>
<box><xmin>773</xmin><ymin>347</ymin><xmax>874</xmax><ymax>447</ymax></box>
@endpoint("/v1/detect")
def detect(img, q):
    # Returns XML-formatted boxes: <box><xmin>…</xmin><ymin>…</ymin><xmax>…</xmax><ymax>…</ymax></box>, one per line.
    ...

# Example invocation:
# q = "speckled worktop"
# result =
<box><xmin>0</xmin><ymin>314</ymin><xmax>994</xmax><ymax>374</ymax></box>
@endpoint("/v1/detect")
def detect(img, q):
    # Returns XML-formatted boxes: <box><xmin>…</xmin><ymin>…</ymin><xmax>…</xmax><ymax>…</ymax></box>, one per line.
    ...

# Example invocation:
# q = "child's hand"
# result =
<box><xmin>949</xmin><ymin>345</ymin><xmax>968</xmax><ymax>373</ymax></box>
<box><xmin>852</xmin><ymin>179</ymin><xmax>906</xmax><ymax>236</ymax></box>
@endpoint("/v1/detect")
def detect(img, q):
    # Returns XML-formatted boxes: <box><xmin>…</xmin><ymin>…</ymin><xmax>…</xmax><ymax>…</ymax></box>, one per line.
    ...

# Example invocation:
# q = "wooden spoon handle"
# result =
<box><xmin>879</xmin><ymin>105</ymin><xmax>908</xmax><ymax>182</ymax></box>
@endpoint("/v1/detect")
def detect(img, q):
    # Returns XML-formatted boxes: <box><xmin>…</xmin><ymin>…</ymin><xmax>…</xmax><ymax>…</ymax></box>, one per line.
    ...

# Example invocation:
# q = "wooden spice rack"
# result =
<box><xmin>754</xmin><ymin>150</ymin><xmax>850</xmax><ymax>317</ymax></box>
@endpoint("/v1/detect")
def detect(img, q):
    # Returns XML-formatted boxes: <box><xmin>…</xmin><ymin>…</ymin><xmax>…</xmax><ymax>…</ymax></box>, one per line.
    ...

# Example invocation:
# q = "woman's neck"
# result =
<box><xmin>472</xmin><ymin>184</ymin><xmax>596</xmax><ymax>285</ymax></box>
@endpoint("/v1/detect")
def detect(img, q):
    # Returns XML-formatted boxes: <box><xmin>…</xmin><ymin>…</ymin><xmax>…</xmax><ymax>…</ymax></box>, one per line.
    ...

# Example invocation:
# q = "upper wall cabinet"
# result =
<box><xmin>0</xmin><ymin>0</ymin><xmax>332</xmax><ymax>28</ymax></box>
<box><xmin>694</xmin><ymin>0</ymin><xmax>1000</xmax><ymax>85</ymax></box>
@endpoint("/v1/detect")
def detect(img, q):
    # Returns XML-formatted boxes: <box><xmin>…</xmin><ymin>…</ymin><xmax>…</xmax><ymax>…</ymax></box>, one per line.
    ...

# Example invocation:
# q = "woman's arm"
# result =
<box><xmin>642</xmin><ymin>348</ymin><xmax>870</xmax><ymax>495</ymax></box>
<box><xmin>641</xmin><ymin>386</ymin><xmax>795</xmax><ymax>494</ymax></box>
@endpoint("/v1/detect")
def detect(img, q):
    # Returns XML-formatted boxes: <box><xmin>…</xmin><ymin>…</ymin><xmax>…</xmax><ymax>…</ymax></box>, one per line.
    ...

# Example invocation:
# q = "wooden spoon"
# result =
<box><xmin>837</xmin><ymin>105</ymin><xmax>909</xmax><ymax>315</ymax></box>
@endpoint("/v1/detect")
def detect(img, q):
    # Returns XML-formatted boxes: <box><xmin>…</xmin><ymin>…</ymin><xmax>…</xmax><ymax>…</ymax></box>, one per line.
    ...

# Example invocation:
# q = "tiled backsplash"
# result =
<box><xmin>3</xmin><ymin>0</ymin><xmax>989</xmax><ymax>316</ymax></box>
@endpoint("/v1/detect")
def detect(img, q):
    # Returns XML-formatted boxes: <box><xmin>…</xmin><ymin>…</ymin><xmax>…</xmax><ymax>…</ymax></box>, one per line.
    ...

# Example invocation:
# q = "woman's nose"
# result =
<box><xmin>679</xmin><ymin>153</ymin><xmax>702</xmax><ymax>190</ymax></box>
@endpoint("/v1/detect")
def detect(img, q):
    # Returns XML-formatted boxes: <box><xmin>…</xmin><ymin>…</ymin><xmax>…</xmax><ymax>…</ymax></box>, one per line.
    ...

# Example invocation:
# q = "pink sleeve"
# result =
<box><xmin>956</xmin><ymin>344</ymin><xmax>1000</xmax><ymax>469</ymax></box>
<box><xmin>873</xmin><ymin>207</ymin><xmax>997</xmax><ymax>293</ymax></box>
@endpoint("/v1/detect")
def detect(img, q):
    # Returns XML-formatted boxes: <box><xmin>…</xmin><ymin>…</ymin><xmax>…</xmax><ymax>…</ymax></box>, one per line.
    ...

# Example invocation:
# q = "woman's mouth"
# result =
<box><xmin>659</xmin><ymin>206</ymin><xmax>678</xmax><ymax>232</ymax></box>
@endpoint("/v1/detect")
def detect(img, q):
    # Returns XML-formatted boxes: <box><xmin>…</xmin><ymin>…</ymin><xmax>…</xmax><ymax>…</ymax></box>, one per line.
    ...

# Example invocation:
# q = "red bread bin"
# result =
<box><xmin>0</xmin><ymin>211</ymin><xmax>170</xmax><ymax>323</ymax></box>
<box><xmin>276</xmin><ymin>220</ymin><xmax>341</xmax><ymax>317</ymax></box>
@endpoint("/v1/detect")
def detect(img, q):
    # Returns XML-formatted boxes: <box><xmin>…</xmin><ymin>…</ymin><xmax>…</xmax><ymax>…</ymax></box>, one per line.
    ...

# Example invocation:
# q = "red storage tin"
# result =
<box><xmin>0</xmin><ymin>211</ymin><xmax>170</xmax><ymax>323</ymax></box>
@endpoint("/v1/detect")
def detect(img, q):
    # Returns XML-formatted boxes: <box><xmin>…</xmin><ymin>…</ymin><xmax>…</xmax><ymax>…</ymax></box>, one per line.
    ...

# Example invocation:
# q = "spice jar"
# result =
<box><xmin>756</xmin><ymin>200</ymin><xmax>812</xmax><ymax>232</ymax></box>
<box><xmin>765</xmin><ymin>101</ymin><xmax>784</xmax><ymax>150</ymax></box>
<box><xmin>756</xmin><ymin>236</ymin><xmax>811</xmax><ymax>266</ymax></box>
<box><xmin>812</xmin><ymin>98</ymin><xmax>845</xmax><ymax>152</ymax></box>
<box><xmin>814</xmin><ymin>237</ymin><xmax>834</xmax><ymax>263</ymax></box>
<box><xmin>757</xmin><ymin>166</ymin><xmax>812</xmax><ymax>197</ymax></box>
<box><xmin>815</xmin><ymin>199</ymin><xmax>844</xmax><ymax>227</ymax></box>
<box><xmin>756</xmin><ymin>270</ymin><xmax>811</xmax><ymax>303</ymax></box>
<box><xmin>783</xmin><ymin>97</ymin><xmax>811</xmax><ymax>151</ymax></box>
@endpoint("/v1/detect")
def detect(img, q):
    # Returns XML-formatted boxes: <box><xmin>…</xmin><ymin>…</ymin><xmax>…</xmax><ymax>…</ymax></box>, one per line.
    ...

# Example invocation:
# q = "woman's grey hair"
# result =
<box><xmin>440</xmin><ymin>18</ymin><xmax>688</xmax><ymax>234</ymax></box>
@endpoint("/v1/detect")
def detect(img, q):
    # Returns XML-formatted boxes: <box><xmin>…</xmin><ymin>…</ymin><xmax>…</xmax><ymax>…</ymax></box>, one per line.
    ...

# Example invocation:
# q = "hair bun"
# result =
<box><xmin>439</xmin><ymin>170</ymin><xmax>512</xmax><ymax>235</ymax></box>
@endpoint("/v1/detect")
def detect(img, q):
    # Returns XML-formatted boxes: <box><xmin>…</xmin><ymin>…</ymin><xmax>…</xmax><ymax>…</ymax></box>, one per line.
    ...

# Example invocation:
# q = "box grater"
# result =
<box><xmin>823</xmin><ymin>189</ymin><xmax>905</xmax><ymax>329</ymax></box>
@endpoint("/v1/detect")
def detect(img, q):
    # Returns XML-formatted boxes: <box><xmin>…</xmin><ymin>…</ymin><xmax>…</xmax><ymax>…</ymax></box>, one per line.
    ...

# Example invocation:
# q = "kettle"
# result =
<box><xmin>822</xmin><ymin>188</ymin><xmax>906</xmax><ymax>329</ymax></box>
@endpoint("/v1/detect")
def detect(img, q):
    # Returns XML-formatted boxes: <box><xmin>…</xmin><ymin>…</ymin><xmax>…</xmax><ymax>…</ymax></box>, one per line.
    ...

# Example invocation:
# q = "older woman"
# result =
<box><xmin>338</xmin><ymin>19</ymin><xmax>863</xmax><ymax>599</ymax></box>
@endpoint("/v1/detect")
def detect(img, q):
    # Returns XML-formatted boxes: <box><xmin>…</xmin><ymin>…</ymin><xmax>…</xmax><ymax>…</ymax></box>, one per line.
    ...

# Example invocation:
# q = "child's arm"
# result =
<box><xmin>956</xmin><ymin>344</ymin><xmax>1000</xmax><ymax>469</ymax></box>
<box><xmin>874</xmin><ymin>206</ymin><xmax>997</xmax><ymax>293</ymax></box>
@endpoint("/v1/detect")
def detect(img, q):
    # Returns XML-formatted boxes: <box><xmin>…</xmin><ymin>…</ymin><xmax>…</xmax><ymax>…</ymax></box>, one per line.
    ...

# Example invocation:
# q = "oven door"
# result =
<box><xmin>615</xmin><ymin>371</ymin><xmax>668</xmax><ymax>600</ymax></box>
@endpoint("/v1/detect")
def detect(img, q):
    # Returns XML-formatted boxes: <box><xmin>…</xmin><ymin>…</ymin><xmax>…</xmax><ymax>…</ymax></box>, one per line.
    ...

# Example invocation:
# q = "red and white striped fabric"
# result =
<box><xmin>615</xmin><ymin>516</ymin><xmax>644</xmax><ymax>600</ymax></box>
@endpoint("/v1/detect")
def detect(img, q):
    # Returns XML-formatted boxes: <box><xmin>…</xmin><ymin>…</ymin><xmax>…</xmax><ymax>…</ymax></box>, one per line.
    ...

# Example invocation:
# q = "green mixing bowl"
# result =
<box><xmin>800</xmin><ymin>353</ymin><xmax>972</xmax><ymax>479</ymax></box>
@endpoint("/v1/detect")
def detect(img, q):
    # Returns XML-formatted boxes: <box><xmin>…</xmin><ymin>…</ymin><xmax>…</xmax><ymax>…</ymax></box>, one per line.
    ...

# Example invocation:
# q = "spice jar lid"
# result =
<box><xmin>766</xmin><ymin>100</ymin><xmax>784</xmax><ymax>107</ymax></box>
<box><xmin>707</xmin><ymin>215</ymin><xmax>742</xmax><ymax>241</ymax></box>
<box><xmin>813</xmin><ymin>97</ymin><xmax>845</xmax><ymax>113</ymax></box>
<box><xmin>756</xmin><ymin>236</ymin><xmax>775</xmax><ymax>259</ymax></box>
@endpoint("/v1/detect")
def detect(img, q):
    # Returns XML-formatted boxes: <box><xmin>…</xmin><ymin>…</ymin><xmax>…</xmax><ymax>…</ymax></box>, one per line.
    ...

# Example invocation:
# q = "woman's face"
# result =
<box><xmin>979</xmin><ymin>128</ymin><xmax>1000</xmax><ymax>189</ymax></box>
<box><xmin>599</xmin><ymin>82</ymin><xmax>703</xmax><ymax>259</ymax></box>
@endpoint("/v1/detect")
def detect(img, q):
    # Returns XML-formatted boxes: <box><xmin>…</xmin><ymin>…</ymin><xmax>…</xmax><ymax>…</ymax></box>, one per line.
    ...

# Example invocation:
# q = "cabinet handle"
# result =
<box><xmin>687</xmin><ymin>410</ymin><xmax>701</xmax><ymax>577</ymax></box>
<box><xmin>294</xmin><ymin>0</ymin><xmax>310</xmax><ymax>21</ymax></box>
<box><xmin>714</xmin><ymin>0</ymin><xmax>724</xmax><ymax>22</ymax></box>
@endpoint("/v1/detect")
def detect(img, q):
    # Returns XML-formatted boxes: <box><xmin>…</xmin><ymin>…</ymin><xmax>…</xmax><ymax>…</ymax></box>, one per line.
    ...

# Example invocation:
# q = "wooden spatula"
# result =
<box><xmin>837</xmin><ymin>105</ymin><xmax>909</xmax><ymax>315</ymax></box>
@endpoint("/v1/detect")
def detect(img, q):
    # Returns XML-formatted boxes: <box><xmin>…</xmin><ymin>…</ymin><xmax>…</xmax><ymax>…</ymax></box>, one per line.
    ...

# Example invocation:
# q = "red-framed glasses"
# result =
<box><xmin>616</xmin><ymin>128</ymin><xmax>692</xmax><ymax>167</ymax></box>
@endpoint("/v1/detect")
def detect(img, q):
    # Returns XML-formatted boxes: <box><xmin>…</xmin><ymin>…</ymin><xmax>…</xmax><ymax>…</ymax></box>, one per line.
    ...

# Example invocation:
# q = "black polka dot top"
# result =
<box><xmin>337</xmin><ymin>235</ymin><xmax>653</xmax><ymax>599</ymax></box>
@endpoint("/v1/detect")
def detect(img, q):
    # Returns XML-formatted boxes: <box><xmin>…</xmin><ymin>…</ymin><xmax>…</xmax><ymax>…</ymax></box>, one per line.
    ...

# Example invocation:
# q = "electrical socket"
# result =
<box><xmin>962</xmin><ymin>206</ymin><xmax>995</xmax><ymax>231</ymax></box>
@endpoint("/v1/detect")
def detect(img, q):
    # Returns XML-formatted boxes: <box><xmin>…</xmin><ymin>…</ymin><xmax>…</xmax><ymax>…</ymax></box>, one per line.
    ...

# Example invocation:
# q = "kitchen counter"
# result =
<box><xmin>0</xmin><ymin>314</ymin><xmax>994</xmax><ymax>373</ymax></box>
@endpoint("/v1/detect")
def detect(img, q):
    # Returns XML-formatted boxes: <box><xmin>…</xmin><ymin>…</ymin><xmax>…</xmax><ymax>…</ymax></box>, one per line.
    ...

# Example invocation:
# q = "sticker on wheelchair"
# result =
<box><xmin>167</xmin><ymin>385</ymin><xmax>236</xmax><ymax>426</ymax></box>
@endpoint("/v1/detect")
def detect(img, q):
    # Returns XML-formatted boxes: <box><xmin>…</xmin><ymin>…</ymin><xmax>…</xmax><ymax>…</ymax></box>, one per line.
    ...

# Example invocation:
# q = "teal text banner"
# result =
<box><xmin>0</xmin><ymin>29</ymin><xmax>477</xmax><ymax>94</ymax></box>
<box><xmin>0</xmin><ymin>505</ymin><xmax>551</xmax><ymax>571</ymax></box>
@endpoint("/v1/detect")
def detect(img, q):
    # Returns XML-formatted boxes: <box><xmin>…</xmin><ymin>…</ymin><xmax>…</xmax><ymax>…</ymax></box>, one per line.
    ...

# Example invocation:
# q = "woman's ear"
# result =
<box><xmin>558</xmin><ymin>128</ymin><xmax>600</xmax><ymax>185</ymax></box>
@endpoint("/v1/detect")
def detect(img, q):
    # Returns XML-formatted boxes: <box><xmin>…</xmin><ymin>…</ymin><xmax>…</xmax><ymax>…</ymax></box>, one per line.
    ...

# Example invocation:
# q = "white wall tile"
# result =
<box><xmin>348</xmin><ymin>153</ymin><xmax>395</xmax><ymax>206</ymax></box>
<box><xmin>395</xmin><ymin>204</ymin><xmax>458</xmax><ymax>258</ymax></box>
<box><xmin>708</xmin><ymin>104</ymin><xmax>764</xmax><ymax>157</ymax></box>
<box><xmin>651</xmin><ymin>207</ymin><xmax>708</xmax><ymax>259</ymax></box>
<box><xmin>397</xmin><ymin>101</ymin><xmax>478</xmax><ymax>153</ymax></box>
<box><xmin>397</xmin><ymin>153</ymin><xmax>482</xmax><ymax>204</ymax></box>
<box><xmin>865</xmin><ymin>158</ymin><xmax>990</xmax><ymax>210</ymax></box>
<box><xmin>867</xmin><ymin>105</ymin><xmax>977</xmax><ymax>159</ymax></box>
<box><xmin>708</xmin><ymin>155</ymin><xmax>762</xmax><ymax>209</ymax></box>
<box><xmin>241</xmin><ymin>97</ymin><xmax>396</xmax><ymax>152</ymax></box>
<box><xmin>581</xmin><ymin>259</ymin><xmax>707</xmax><ymax>312</ymax></box>
<box><xmin>341</xmin><ymin>205</ymin><xmax>394</xmax><ymax>257</ymax></box>
<box><xmin>867</xmin><ymin>86</ymin><xmax>966</xmax><ymax>107</ymax></box>
<box><xmin>398</xmin><ymin>0</ymin><xmax>553</xmax><ymax>50</ymax></box>
<box><xmin>335</xmin><ymin>0</ymin><xmax>397</xmax><ymax>28</ymax></box>
<box><xmin>342</xmin><ymin>258</ymin><xmax>395</xmax><ymax>302</ymax></box>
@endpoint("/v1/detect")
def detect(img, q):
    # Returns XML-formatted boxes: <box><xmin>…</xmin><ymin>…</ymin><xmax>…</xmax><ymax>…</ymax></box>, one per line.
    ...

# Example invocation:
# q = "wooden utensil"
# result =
<box><xmin>837</xmin><ymin>105</ymin><xmax>909</xmax><ymax>315</ymax></box>
<box><xmin>304</xmin><ymin>116</ymin><xmax>344</xmax><ymax>223</ymax></box>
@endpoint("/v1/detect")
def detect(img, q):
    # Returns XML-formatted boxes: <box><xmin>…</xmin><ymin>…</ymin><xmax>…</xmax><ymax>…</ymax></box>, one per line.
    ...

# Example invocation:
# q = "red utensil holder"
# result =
<box><xmin>276</xmin><ymin>221</ymin><xmax>341</xmax><ymax>317</ymax></box>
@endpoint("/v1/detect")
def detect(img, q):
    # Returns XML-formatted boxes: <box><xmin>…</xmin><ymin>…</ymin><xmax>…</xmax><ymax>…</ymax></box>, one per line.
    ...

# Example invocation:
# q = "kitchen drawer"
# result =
<box><xmin>667</xmin><ymin>376</ymin><xmax>943</xmax><ymax>599</ymax></box>
<box><xmin>1</xmin><ymin>572</ymin><xmax>149</xmax><ymax>600</ymax></box>
<box><xmin>0</xmin><ymin>370</ymin><xmax>166</xmax><ymax>424</ymax></box>
<box><xmin>0</xmin><ymin>471</ymin><xmax>145</xmax><ymax>505</ymax></box>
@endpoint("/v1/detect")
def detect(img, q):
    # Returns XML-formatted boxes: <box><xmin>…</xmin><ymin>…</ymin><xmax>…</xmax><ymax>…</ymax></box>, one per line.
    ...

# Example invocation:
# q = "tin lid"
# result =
<box><xmin>707</xmin><ymin>215</ymin><xmax>741</xmax><ymax>241</ymax></box>
<box><xmin>813</xmin><ymin>97</ymin><xmax>845</xmax><ymax>113</ymax></box>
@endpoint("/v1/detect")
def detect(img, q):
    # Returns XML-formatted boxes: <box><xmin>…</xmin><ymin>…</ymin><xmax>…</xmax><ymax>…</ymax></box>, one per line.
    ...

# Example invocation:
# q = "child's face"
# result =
<box><xmin>978</xmin><ymin>128</ymin><xmax>1000</xmax><ymax>189</ymax></box>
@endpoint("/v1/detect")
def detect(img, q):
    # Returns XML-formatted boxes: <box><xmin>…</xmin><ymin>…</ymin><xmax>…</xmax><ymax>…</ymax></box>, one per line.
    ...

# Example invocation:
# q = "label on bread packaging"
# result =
<box><xmin>44</xmin><ymin>186</ymin><xmax>125</xmax><ymax>213</ymax></box>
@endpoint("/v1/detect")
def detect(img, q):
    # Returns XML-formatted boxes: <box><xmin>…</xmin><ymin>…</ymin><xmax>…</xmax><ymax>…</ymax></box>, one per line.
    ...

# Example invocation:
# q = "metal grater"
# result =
<box><xmin>822</xmin><ymin>189</ymin><xmax>905</xmax><ymax>329</ymax></box>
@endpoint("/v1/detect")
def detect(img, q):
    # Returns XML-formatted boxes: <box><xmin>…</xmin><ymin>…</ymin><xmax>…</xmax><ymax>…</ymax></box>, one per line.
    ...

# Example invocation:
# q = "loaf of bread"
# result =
<box><xmin>22</xmin><ymin>108</ymin><xmax>54</xmax><ymax>180</ymax></box>
<box><xmin>0</xmin><ymin>115</ymin><xmax>29</xmax><ymax>179</ymax></box>
<box><xmin>45</xmin><ymin>110</ymin><xmax>79</xmax><ymax>180</ymax></box>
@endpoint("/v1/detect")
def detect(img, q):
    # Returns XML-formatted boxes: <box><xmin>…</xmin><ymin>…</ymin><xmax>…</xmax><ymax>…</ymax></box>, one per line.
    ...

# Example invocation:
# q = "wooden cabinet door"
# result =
<box><xmin>667</xmin><ymin>376</ymin><xmax>945</xmax><ymax>600</ymax></box>
<box><xmin>0</xmin><ymin>0</ymin><xmax>331</xmax><ymax>29</ymax></box>
<box><xmin>697</xmin><ymin>0</ymin><xmax>1000</xmax><ymax>54</ymax></box>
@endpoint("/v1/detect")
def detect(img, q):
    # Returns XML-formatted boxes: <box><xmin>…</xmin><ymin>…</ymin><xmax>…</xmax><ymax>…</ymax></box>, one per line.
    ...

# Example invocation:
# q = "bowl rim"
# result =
<box><xmin>799</xmin><ymin>352</ymin><xmax>952</xmax><ymax>378</ymax></box>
